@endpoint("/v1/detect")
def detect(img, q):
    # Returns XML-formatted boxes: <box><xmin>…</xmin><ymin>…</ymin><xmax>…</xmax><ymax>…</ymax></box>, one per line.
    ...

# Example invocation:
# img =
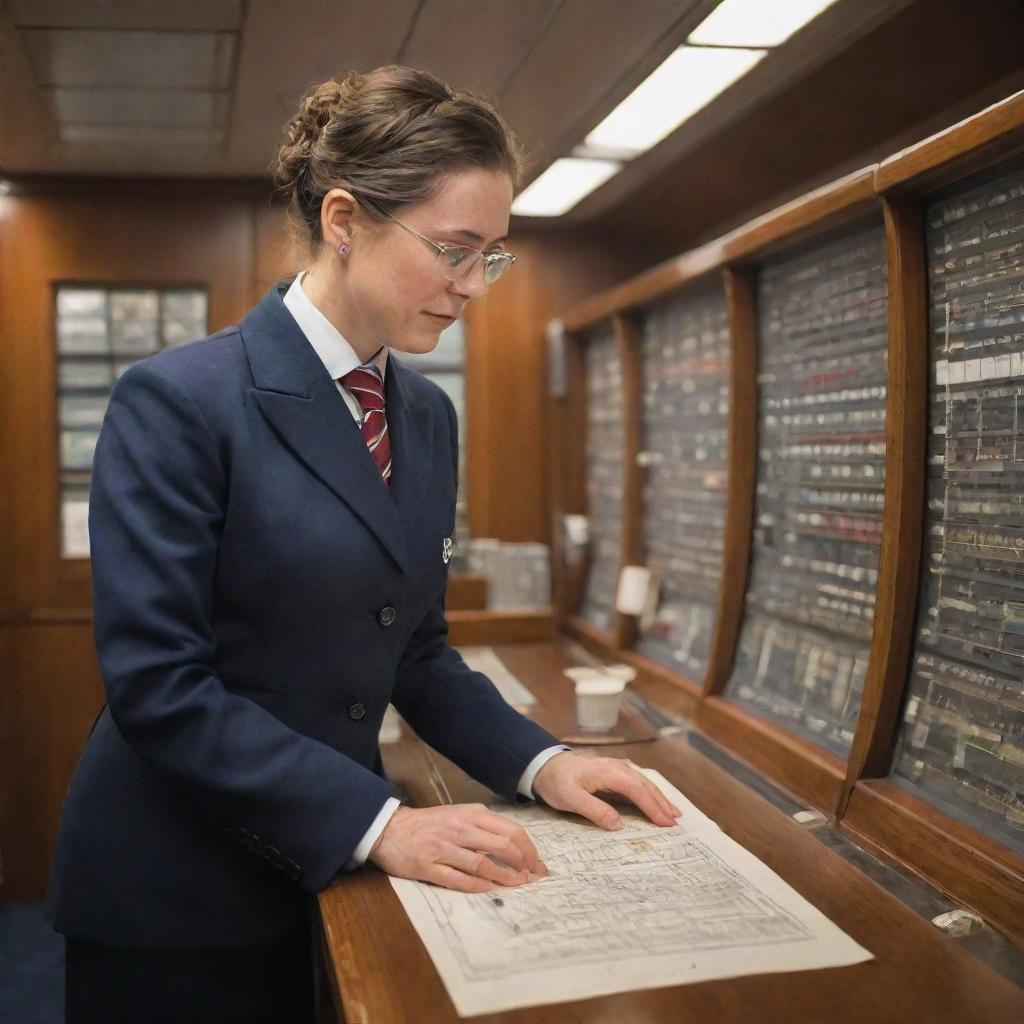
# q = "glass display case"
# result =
<box><xmin>725</xmin><ymin>222</ymin><xmax>889</xmax><ymax>754</ymax></box>
<box><xmin>891</xmin><ymin>158</ymin><xmax>1024</xmax><ymax>851</ymax></box>
<box><xmin>578</xmin><ymin>322</ymin><xmax>625</xmax><ymax>633</ymax></box>
<box><xmin>635</xmin><ymin>285</ymin><xmax>729</xmax><ymax>681</ymax></box>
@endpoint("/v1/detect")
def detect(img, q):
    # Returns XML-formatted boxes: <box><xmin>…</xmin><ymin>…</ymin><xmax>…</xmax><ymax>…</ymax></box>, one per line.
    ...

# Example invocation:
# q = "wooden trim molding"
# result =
<box><xmin>549</xmin><ymin>332</ymin><xmax>589</xmax><ymax>618</ymax></box>
<box><xmin>446</xmin><ymin>609</ymin><xmax>556</xmax><ymax>646</ymax></box>
<box><xmin>561</xmin><ymin>239</ymin><xmax>725</xmax><ymax>333</ymax></box>
<box><xmin>722</xmin><ymin>166</ymin><xmax>878</xmax><ymax>264</ymax></box>
<box><xmin>703</xmin><ymin>266</ymin><xmax>758</xmax><ymax>697</ymax></box>
<box><xmin>842</xmin><ymin>780</ymin><xmax>1024</xmax><ymax>947</ymax></box>
<box><xmin>841</xmin><ymin>199</ymin><xmax>929</xmax><ymax>811</ymax></box>
<box><xmin>876</xmin><ymin>87</ymin><xmax>1024</xmax><ymax>195</ymax></box>
<box><xmin>696</xmin><ymin>696</ymin><xmax>847</xmax><ymax>815</ymax></box>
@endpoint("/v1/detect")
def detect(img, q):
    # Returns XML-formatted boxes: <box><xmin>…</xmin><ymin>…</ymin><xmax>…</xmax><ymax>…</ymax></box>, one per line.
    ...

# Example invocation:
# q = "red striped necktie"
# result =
<box><xmin>340</xmin><ymin>365</ymin><xmax>392</xmax><ymax>485</ymax></box>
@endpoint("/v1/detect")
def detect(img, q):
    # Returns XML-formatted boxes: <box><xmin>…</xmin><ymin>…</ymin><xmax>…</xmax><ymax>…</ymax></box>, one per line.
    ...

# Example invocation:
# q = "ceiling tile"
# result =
<box><xmin>226</xmin><ymin>0</ymin><xmax>421</xmax><ymax>171</ymax></box>
<box><xmin>47</xmin><ymin>87</ymin><xmax>226</xmax><ymax>127</ymax></box>
<box><xmin>58</xmin><ymin>123</ymin><xmax>225</xmax><ymax>146</ymax></box>
<box><xmin>10</xmin><ymin>0</ymin><xmax>242</xmax><ymax>32</ymax></box>
<box><xmin>23</xmin><ymin>28</ymin><xmax>236</xmax><ymax>89</ymax></box>
<box><xmin>400</xmin><ymin>0</ymin><xmax>561</xmax><ymax>98</ymax></box>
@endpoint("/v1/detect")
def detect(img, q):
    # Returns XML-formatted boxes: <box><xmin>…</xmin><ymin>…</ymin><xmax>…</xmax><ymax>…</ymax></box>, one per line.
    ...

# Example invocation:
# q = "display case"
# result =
<box><xmin>725</xmin><ymin>221</ymin><xmax>888</xmax><ymax>756</ymax></box>
<box><xmin>551</xmin><ymin>90</ymin><xmax>1024</xmax><ymax>944</ymax></box>
<box><xmin>633</xmin><ymin>284</ymin><xmax>729</xmax><ymax>687</ymax></box>
<box><xmin>889</xmin><ymin>157</ymin><xmax>1024</xmax><ymax>852</ymax></box>
<box><xmin>577</xmin><ymin>322</ymin><xmax>626</xmax><ymax>634</ymax></box>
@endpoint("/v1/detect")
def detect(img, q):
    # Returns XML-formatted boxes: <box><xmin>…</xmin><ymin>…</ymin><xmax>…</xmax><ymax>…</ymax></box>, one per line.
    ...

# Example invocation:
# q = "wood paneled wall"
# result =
<box><xmin>0</xmin><ymin>182</ymin><xmax>641</xmax><ymax>899</ymax></box>
<box><xmin>465</xmin><ymin>225</ymin><xmax>645</xmax><ymax>543</ymax></box>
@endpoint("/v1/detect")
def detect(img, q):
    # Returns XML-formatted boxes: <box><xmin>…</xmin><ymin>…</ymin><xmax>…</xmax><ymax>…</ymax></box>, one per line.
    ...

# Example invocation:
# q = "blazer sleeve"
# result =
<box><xmin>88</xmin><ymin>360</ymin><xmax>397</xmax><ymax>891</ymax></box>
<box><xmin>389</xmin><ymin>392</ymin><xmax>560</xmax><ymax>803</ymax></box>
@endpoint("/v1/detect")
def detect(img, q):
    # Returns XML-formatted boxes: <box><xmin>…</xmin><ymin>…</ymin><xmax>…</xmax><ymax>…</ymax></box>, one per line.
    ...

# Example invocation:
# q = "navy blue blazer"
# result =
<box><xmin>46</xmin><ymin>283</ymin><xmax>559</xmax><ymax>949</ymax></box>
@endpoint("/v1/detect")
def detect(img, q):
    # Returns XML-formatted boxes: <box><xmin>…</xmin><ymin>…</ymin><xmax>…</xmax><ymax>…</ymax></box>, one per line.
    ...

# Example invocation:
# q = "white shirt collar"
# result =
<box><xmin>282</xmin><ymin>271</ymin><xmax>388</xmax><ymax>381</ymax></box>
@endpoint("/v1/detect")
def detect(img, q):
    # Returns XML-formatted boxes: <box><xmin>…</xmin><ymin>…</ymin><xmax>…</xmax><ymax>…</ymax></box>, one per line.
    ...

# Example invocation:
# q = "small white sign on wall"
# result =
<box><xmin>61</xmin><ymin>499</ymin><xmax>90</xmax><ymax>559</ymax></box>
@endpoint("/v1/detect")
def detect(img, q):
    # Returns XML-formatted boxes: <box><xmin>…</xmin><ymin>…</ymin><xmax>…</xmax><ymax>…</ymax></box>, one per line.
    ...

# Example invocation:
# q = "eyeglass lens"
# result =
<box><xmin>437</xmin><ymin>248</ymin><xmax>512</xmax><ymax>285</ymax></box>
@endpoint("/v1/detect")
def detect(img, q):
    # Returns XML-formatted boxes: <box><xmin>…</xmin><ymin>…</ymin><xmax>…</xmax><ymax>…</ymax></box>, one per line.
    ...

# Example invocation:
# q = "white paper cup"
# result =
<box><xmin>563</xmin><ymin>666</ymin><xmax>601</xmax><ymax>681</ymax></box>
<box><xmin>574</xmin><ymin>676</ymin><xmax>627</xmax><ymax>731</ymax></box>
<box><xmin>603</xmin><ymin>663</ymin><xmax>637</xmax><ymax>683</ymax></box>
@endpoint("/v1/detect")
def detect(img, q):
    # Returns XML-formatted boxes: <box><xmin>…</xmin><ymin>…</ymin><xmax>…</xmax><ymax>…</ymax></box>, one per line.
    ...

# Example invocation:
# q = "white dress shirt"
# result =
<box><xmin>282</xmin><ymin>273</ymin><xmax>568</xmax><ymax>870</ymax></box>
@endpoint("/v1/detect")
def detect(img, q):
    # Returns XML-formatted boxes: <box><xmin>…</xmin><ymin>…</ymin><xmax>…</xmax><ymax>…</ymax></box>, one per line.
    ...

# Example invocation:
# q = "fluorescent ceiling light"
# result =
<box><xmin>585</xmin><ymin>45</ymin><xmax>765</xmax><ymax>154</ymax></box>
<box><xmin>512</xmin><ymin>157</ymin><xmax>621</xmax><ymax>217</ymax></box>
<box><xmin>689</xmin><ymin>0</ymin><xmax>841</xmax><ymax>48</ymax></box>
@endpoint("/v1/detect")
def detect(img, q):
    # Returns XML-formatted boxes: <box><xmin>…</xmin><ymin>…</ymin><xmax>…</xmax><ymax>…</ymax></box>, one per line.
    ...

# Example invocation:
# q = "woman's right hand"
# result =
<box><xmin>367</xmin><ymin>803</ymin><xmax>548</xmax><ymax>892</ymax></box>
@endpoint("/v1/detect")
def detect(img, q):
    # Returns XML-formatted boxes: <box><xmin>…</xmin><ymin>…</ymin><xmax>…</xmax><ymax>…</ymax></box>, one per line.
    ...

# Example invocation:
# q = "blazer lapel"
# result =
<box><xmin>242</xmin><ymin>285</ymin><xmax>412</xmax><ymax>574</ymax></box>
<box><xmin>384</xmin><ymin>358</ymin><xmax>433</xmax><ymax>532</ymax></box>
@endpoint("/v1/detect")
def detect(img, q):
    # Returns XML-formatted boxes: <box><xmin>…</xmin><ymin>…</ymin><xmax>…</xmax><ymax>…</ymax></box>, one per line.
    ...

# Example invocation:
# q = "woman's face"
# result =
<box><xmin>328</xmin><ymin>167</ymin><xmax>513</xmax><ymax>358</ymax></box>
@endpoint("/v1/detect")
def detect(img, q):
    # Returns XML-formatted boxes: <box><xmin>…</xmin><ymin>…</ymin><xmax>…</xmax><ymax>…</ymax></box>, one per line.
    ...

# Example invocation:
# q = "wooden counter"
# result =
<box><xmin>317</xmin><ymin>642</ymin><xmax>1024</xmax><ymax>1023</ymax></box>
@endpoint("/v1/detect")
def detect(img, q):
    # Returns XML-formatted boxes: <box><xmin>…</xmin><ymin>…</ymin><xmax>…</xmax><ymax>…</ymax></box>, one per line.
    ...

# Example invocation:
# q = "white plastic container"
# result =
<box><xmin>574</xmin><ymin>676</ymin><xmax>627</xmax><ymax>731</ymax></box>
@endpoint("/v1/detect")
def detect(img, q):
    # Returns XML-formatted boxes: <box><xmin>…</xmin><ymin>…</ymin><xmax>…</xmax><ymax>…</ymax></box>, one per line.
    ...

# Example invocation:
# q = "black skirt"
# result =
<box><xmin>63</xmin><ymin>920</ymin><xmax>315</xmax><ymax>1024</ymax></box>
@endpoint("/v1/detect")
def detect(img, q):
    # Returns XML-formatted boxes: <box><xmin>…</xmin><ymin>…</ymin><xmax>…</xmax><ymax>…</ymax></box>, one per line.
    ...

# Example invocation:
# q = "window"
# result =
<box><xmin>55</xmin><ymin>285</ymin><xmax>208</xmax><ymax>558</ymax></box>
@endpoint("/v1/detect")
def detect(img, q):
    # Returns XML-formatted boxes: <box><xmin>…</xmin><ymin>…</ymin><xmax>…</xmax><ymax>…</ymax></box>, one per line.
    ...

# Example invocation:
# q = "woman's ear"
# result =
<box><xmin>321</xmin><ymin>187</ymin><xmax>358</xmax><ymax>251</ymax></box>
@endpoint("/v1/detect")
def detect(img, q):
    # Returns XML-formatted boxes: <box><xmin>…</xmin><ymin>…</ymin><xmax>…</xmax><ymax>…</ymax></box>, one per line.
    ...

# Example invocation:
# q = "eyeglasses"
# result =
<box><xmin>362</xmin><ymin>199</ymin><xmax>516</xmax><ymax>285</ymax></box>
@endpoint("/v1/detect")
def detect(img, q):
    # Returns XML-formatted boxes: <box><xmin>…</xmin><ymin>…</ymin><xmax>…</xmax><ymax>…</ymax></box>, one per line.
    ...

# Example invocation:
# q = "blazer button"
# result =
<box><xmin>376</xmin><ymin>606</ymin><xmax>397</xmax><ymax>627</ymax></box>
<box><xmin>348</xmin><ymin>702</ymin><xmax>367</xmax><ymax>721</ymax></box>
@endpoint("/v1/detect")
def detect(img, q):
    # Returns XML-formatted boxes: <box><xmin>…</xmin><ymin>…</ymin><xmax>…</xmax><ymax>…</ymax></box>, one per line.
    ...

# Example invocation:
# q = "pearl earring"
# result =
<box><xmin>336</xmin><ymin>242</ymin><xmax>349</xmax><ymax>256</ymax></box>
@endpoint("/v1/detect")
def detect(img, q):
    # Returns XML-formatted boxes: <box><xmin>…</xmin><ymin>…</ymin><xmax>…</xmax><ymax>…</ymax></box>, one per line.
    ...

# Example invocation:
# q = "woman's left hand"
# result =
<box><xmin>531</xmin><ymin>751</ymin><xmax>681</xmax><ymax>830</ymax></box>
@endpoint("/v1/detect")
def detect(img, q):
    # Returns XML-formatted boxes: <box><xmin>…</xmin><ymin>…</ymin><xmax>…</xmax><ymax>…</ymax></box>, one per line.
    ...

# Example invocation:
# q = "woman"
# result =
<box><xmin>47</xmin><ymin>65</ymin><xmax>680</xmax><ymax>1023</ymax></box>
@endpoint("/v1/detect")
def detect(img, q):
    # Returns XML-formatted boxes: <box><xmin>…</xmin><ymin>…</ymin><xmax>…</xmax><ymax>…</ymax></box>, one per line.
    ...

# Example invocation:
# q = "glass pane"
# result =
<box><xmin>57</xmin><ymin>288</ymin><xmax>108</xmax><ymax>353</ymax></box>
<box><xmin>579</xmin><ymin>323</ymin><xmax>624</xmax><ymax>633</ymax></box>
<box><xmin>724</xmin><ymin>221</ymin><xmax>889</xmax><ymax>755</ymax></box>
<box><xmin>891</xmin><ymin>159</ymin><xmax>1024</xmax><ymax>851</ymax></box>
<box><xmin>635</xmin><ymin>284</ymin><xmax>730</xmax><ymax>682</ymax></box>
<box><xmin>59</xmin><ymin>358</ymin><xmax>113</xmax><ymax>388</ymax></box>
<box><xmin>424</xmin><ymin>371</ymin><xmax>464</xmax><ymax>413</ymax></box>
<box><xmin>60</xmin><ymin>429</ymin><xmax>99</xmax><ymax>470</ymax></box>
<box><xmin>110</xmin><ymin>290</ymin><xmax>160</xmax><ymax>354</ymax></box>
<box><xmin>161</xmin><ymin>290</ymin><xmax>208</xmax><ymax>347</ymax></box>
<box><xmin>59</xmin><ymin>393</ymin><xmax>109</xmax><ymax>428</ymax></box>
<box><xmin>469</xmin><ymin>540</ymin><xmax>551</xmax><ymax>610</ymax></box>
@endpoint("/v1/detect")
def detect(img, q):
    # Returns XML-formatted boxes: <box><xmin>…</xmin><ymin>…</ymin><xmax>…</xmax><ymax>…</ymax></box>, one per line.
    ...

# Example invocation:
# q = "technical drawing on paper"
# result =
<box><xmin>421</xmin><ymin>806</ymin><xmax>811</xmax><ymax>978</ymax></box>
<box><xmin>390</xmin><ymin>770</ymin><xmax>872</xmax><ymax>1016</ymax></box>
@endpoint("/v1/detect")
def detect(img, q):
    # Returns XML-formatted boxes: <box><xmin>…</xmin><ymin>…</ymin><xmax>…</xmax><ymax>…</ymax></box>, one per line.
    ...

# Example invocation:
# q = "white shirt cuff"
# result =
<box><xmin>517</xmin><ymin>745</ymin><xmax>572</xmax><ymax>799</ymax></box>
<box><xmin>345</xmin><ymin>796</ymin><xmax>402</xmax><ymax>869</ymax></box>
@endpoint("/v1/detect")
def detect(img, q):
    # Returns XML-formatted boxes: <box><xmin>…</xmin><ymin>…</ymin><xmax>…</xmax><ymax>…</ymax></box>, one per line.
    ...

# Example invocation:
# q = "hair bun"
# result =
<box><xmin>291</xmin><ymin>72</ymin><xmax>360</xmax><ymax>150</ymax></box>
<box><xmin>273</xmin><ymin>65</ymin><xmax>523</xmax><ymax>254</ymax></box>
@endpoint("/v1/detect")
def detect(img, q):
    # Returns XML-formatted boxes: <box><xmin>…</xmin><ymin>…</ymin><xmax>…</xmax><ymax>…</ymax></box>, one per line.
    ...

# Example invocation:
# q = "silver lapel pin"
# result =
<box><xmin>442</xmin><ymin>537</ymin><xmax>454</xmax><ymax>565</ymax></box>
